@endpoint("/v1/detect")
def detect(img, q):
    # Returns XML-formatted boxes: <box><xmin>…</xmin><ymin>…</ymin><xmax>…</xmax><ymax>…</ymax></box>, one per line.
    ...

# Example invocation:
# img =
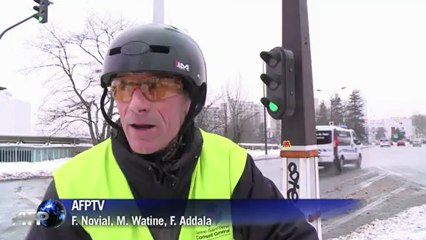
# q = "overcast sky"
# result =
<box><xmin>1</xmin><ymin>0</ymin><xmax>426</xmax><ymax>133</ymax></box>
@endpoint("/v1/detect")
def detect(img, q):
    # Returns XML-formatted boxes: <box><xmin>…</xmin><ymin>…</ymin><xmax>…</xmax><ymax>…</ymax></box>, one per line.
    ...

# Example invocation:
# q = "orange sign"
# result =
<box><xmin>282</xmin><ymin>140</ymin><xmax>292</xmax><ymax>148</ymax></box>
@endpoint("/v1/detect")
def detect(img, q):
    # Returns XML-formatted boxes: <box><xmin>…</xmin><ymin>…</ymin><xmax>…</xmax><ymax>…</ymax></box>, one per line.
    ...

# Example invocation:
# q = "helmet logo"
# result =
<box><xmin>176</xmin><ymin>60</ymin><xmax>190</xmax><ymax>72</ymax></box>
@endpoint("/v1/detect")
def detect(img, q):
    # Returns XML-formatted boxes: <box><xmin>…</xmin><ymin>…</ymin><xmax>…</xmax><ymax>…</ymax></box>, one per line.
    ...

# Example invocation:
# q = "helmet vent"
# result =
<box><xmin>150</xmin><ymin>45</ymin><xmax>170</xmax><ymax>54</ymax></box>
<box><xmin>109</xmin><ymin>47</ymin><xmax>121</xmax><ymax>56</ymax></box>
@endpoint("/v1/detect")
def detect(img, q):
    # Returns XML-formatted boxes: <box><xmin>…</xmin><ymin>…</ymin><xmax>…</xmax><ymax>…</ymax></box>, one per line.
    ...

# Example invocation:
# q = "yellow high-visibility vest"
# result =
<box><xmin>53</xmin><ymin>129</ymin><xmax>247</xmax><ymax>240</ymax></box>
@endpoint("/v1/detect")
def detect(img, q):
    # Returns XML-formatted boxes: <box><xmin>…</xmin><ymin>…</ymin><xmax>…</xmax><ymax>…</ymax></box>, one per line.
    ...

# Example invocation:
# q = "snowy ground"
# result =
<box><xmin>329</xmin><ymin>204</ymin><xmax>426</xmax><ymax>240</ymax></box>
<box><xmin>247</xmin><ymin>149</ymin><xmax>280</xmax><ymax>157</ymax></box>
<box><xmin>1</xmin><ymin>152</ymin><xmax>425</xmax><ymax>239</ymax></box>
<box><xmin>0</xmin><ymin>150</ymin><xmax>277</xmax><ymax>181</ymax></box>
<box><xmin>0</xmin><ymin>158</ymin><xmax>69</xmax><ymax>181</ymax></box>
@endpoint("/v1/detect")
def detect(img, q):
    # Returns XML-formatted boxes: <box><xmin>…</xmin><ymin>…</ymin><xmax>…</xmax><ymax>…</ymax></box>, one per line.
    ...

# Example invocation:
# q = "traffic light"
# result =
<box><xmin>33</xmin><ymin>0</ymin><xmax>49</xmax><ymax>24</ymax></box>
<box><xmin>260</xmin><ymin>47</ymin><xmax>296</xmax><ymax>119</ymax></box>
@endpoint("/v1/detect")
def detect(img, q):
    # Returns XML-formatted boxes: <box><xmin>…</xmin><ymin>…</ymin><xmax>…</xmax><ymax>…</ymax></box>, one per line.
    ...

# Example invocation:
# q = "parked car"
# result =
<box><xmin>397</xmin><ymin>140</ymin><xmax>406</xmax><ymax>146</ymax></box>
<box><xmin>412</xmin><ymin>138</ymin><xmax>422</xmax><ymax>147</ymax></box>
<box><xmin>380</xmin><ymin>139</ymin><xmax>391</xmax><ymax>147</ymax></box>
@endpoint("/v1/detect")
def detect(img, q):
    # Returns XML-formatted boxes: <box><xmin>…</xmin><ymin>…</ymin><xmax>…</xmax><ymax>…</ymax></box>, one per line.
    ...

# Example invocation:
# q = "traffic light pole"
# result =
<box><xmin>280</xmin><ymin>0</ymin><xmax>321</xmax><ymax>238</ymax></box>
<box><xmin>0</xmin><ymin>14</ymin><xmax>38</xmax><ymax>40</ymax></box>
<box><xmin>263</xmin><ymin>83</ymin><xmax>268</xmax><ymax>155</ymax></box>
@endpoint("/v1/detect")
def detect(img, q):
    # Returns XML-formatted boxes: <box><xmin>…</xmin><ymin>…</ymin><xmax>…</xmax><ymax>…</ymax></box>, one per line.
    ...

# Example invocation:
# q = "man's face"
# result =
<box><xmin>113</xmin><ymin>72</ymin><xmax>191</xmax><ymax>154</ymax></box>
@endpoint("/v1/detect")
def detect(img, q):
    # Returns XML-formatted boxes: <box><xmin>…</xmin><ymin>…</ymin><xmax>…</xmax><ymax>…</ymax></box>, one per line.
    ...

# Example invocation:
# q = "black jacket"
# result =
<box><xmin>26</xmin><ymin>127</ymin><xmax>318</xmax><ymax>240</ymax></box>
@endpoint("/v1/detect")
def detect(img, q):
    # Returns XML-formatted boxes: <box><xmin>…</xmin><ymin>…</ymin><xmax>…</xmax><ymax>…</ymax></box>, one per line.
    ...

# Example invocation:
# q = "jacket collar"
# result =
<box><xmin>110</xmin><ymin>125</ymin><xmax>203</xmax><ymax>186</ymax></box>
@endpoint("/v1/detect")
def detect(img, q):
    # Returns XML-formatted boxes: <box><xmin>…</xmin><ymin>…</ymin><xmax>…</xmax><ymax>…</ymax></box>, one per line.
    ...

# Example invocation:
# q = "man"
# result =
<box><xmin>26</xmin><ymin>24</ymin><xmax>318</xmax><ymax>240</ymax></box>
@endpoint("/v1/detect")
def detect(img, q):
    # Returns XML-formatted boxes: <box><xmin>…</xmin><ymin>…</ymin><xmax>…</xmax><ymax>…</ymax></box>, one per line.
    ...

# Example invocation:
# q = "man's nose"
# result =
<box><xmin>128</xmin><ymin>88</ymin><xmax>152</xmax><ymax>113</ymax></box>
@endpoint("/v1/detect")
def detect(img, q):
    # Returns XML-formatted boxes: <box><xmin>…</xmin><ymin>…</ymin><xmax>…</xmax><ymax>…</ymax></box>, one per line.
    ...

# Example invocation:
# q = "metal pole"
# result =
<box><xmin>282</xmin><ymin>0</ymin><xmax>322</xmax><ymax>238</ymax></box>
<box><xmin>330</xmin><ymin>97</ymin><xmax>333</xmax><ymax>124</ymax></box>
<box><xmin>262</xmin><ymin>62</ymin><xmax>268</xmax><ymax>155</ymax></box>
<box><xmin>263</xmin><ymin>87</ymin><xmax>268</xmax><ymax>155</ymax></box>
<box><xmin>263</xmin><ymin>90</ymin><xmax>268</xmax><ymax>154</ymax></box>
<box><xmin>0</xmin><ymin>14</ymin><xmax>37</xmax><ymax>40</ymax></box>
<box><xmin>153</xmin><ymin>0</ymin><xmax>165</xmax><ymax>24</ymax></box>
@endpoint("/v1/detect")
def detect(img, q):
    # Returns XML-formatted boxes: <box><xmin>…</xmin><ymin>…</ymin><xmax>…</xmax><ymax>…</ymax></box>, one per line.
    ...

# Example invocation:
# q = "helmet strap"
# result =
<box><xmin>159</xmin><ymin>101</ymin><xmax>198</xmax><ymax>162</ymax></box>
<box><xmin>101</xmin><ymin>87</ymin><xmax>121</xmax><ymax>131</ymax></box>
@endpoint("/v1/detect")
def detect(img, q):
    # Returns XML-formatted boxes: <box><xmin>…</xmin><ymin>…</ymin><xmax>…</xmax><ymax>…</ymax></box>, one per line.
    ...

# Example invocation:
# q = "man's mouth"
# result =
<box><xmin>130</xmin><ymin>124</ymin><xmax>156</xmax><ymax>129</ymax></box>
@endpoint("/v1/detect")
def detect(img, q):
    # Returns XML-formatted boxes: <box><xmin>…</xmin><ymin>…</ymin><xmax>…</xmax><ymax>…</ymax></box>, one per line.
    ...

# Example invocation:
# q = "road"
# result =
<box><xmin>319</xmin><ymin>145</ymin><xmax>426</xmax><ymax>239</ymax></box>
<box><xmin>253</xmin><ymin>145</ymin><xmax>426</xmax><ymax>239</ymax></box>
<box><xmin>1</xmin><ymin>145</ymin><xmax>426</xmax><ymax>239</ymax></box>
<box><xmin>362</xmin><ymin>144</ymin><xmax>426</xmax><ymax>186</ymax></box>
<box><xmin>0</xmin><ymin>177</ymin><xmax>51</xmax><ymax>240</ymax></box>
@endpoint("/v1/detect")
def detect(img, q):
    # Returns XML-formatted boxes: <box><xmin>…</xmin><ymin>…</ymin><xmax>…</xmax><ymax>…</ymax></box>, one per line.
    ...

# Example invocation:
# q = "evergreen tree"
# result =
<box><xmin>345</xmin><ymin>89</ymin><xmax>367</xmax><ymax>141</ymax></box>
<box><xmin>330</xmin><ymin>94</ymin><xmax>345</xmax><ymax>125</ymax></box>
<box><xmin>316</xmin><ymin>100</ymin><xmax>330</xmax><ymax>125</ymax></box>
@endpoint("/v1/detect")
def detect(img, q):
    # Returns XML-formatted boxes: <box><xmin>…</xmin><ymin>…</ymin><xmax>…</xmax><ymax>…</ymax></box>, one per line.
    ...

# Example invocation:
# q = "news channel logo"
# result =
<box><xmin>36</xmin><ymin>199</ymin><xmax>66</xmax><ymax>228</ymax></box>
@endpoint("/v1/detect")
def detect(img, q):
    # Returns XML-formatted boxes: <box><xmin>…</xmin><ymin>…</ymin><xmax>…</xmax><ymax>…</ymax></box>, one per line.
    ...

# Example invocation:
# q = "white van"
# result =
<box><xmin>316</xmin><ymin>125</ymin><xmax>362</xmax><ymax>174</ymax></box>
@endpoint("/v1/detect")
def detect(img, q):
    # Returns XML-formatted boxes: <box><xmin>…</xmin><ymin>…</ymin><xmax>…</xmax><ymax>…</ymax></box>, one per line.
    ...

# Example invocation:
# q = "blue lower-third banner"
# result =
<box><xmin>30</xmin><ymin>199</ymin><xmax>361</xmax><ymax>227</ymax></box>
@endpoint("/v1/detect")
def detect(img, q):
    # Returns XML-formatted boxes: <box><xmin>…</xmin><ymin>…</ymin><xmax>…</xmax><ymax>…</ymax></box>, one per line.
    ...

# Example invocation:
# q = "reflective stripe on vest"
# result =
<box><xmin>53</xmin><ymin>129</ymin><xmax>247</xmax><ymax>240</ymax></box>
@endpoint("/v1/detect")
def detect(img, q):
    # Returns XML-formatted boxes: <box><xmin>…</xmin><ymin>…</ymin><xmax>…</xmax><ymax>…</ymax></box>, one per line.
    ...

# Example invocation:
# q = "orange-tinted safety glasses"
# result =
<box><xmin>110</xmin><ymin>74</ymin><xmax>183</xmax><ymax>102</ymax></box>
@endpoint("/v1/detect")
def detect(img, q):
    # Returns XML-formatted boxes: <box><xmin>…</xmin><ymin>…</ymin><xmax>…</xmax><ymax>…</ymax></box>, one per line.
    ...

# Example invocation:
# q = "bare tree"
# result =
<box><xmin>28</xmin><ymin>16</ymin><xmax>129</xmax><ymax>145</ymax></box>
<box><xmin>223</xmin><ymin>78</ymin><xmax>260</xmax><ymax>143</ymax></box>
<box><xmin>194</xmin><ymin>92</ymin><xmax>226</xmax><ymax>134</ymax></box>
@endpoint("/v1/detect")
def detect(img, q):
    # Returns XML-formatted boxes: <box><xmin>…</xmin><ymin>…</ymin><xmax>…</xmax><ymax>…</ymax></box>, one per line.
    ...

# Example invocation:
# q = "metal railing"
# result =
<box><xmin>239</xmin><ymin>143</ymin><xmax>280</xmax><ymax>150</ymax></box>
<box><xmin>0</xmin><ymin>144</ymin><xmax>92</xmax><ymax>163</ymax></box>
<box><xmin>0</xmin><ymin>135</ymin><xmax>93</xmax><ymax>162</ymax></box>
<box><xmin>0</xmin><ymin>135</ymin><xmax>92</xmax><ymax>145</ymax></box>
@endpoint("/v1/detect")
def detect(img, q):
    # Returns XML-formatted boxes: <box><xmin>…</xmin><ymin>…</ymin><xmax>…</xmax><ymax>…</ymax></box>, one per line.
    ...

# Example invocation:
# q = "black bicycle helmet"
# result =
<box><xmin>100</xmin><ymin>24</ymin><xmax>207</xmax><ymax>135</ymax></box>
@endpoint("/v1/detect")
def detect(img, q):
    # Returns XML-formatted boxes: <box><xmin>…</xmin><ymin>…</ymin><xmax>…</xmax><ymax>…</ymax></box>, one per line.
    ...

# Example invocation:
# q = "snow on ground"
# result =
<box><xmin>0</xmin><ymin>158</ymin><xmax>69</xmax><ymax>181</ymax></box>
<box><xmin>1</xmin><ymin>151</ymin><xmax>425</xmax><ymax>239</ymax></box>
<box><xmin>250</xmin><ymin>148</ymin><xmax>426</xmax><ymax>240</ymax></box>
<box><xmin>0</xmin><ymin>150</ymin><xmax>278</xmax><ymax>181</ymax></box>
<box><xmin>0</xmin><ymin>149</ymin><xmax>279</xmax><ymax>181</ymax></box>
<box><xmin>329</xmin><ymin>204</ymin><xmax>426</xmax><ymax>240</ymax></box>
<box><xmin>247</xmin><ymin>149</ymin><xmax>280</xmax><ymax>157</ymax></box>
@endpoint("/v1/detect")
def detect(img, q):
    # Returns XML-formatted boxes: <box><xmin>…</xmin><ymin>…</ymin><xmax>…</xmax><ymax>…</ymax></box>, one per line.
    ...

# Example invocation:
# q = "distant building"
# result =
<box><xmin>367</xmin><ymin>117</ymin><xmax>414</xmax><ymax>141</ymax></box>
<box><xmin>200</xmin><ymin>105</ymin><xmax>225</xmax><ymax>135</ymax></box>
<box><xmin>240</xmin><ymin>100</ymin><xmax>263</xmax><ymax>130</ymax></box>
<box><xmin>234</xmin><ymin>100</ymin><xmax>263</xmax><ymax>143</ymax></box>
<box><xmin>0</xmin><ymin>91</ymin><xmax>31</xmax><ymax>135</ymax></box>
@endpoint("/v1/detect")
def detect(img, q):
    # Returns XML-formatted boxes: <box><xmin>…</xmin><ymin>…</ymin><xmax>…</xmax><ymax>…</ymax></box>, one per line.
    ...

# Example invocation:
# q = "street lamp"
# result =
<box><xmin>316</xmin><ymin>87</ymin><xmax>346</xmax><ymax>124</ymax></box>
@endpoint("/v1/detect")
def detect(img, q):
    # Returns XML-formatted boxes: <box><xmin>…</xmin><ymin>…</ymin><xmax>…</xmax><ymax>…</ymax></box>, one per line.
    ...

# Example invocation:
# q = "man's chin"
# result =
<box><xmin>129</xmin><ymin>141</ymin><xmax>162</xmax><ymax>154</ymax></box>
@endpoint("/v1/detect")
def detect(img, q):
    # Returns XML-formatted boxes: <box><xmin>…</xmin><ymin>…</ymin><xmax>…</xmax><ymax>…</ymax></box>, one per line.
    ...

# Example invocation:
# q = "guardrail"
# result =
<box><xmin>0</xmin><ymin>144</ymin><xmax>92</xmax><ymax>163</ymax></box>
<box><xmin>239</xmin><ymin>143</ymin><xmax>280</xmax><ymax>150</ymax></box>
<box><xmin>0</xmin><ymin>135</ymin><xmax>94</xmax><ymax>163</ymax></box>
<box><xmin>0</xmin><ymin>135</ymin><xmax>92</xmax><ymax>145</ymax></box>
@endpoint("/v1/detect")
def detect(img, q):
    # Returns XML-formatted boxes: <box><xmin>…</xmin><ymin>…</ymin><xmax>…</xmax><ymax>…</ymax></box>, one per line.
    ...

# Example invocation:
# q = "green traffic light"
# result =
<box><xmin>269</xmin><ymin>101</ymin><xmax>279</xmax><ymax>112</ymax></box>
<box><xmin>38</xmin><ymin>16</ymin><xmax>44</xmax><ymax>22</ymax></box>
